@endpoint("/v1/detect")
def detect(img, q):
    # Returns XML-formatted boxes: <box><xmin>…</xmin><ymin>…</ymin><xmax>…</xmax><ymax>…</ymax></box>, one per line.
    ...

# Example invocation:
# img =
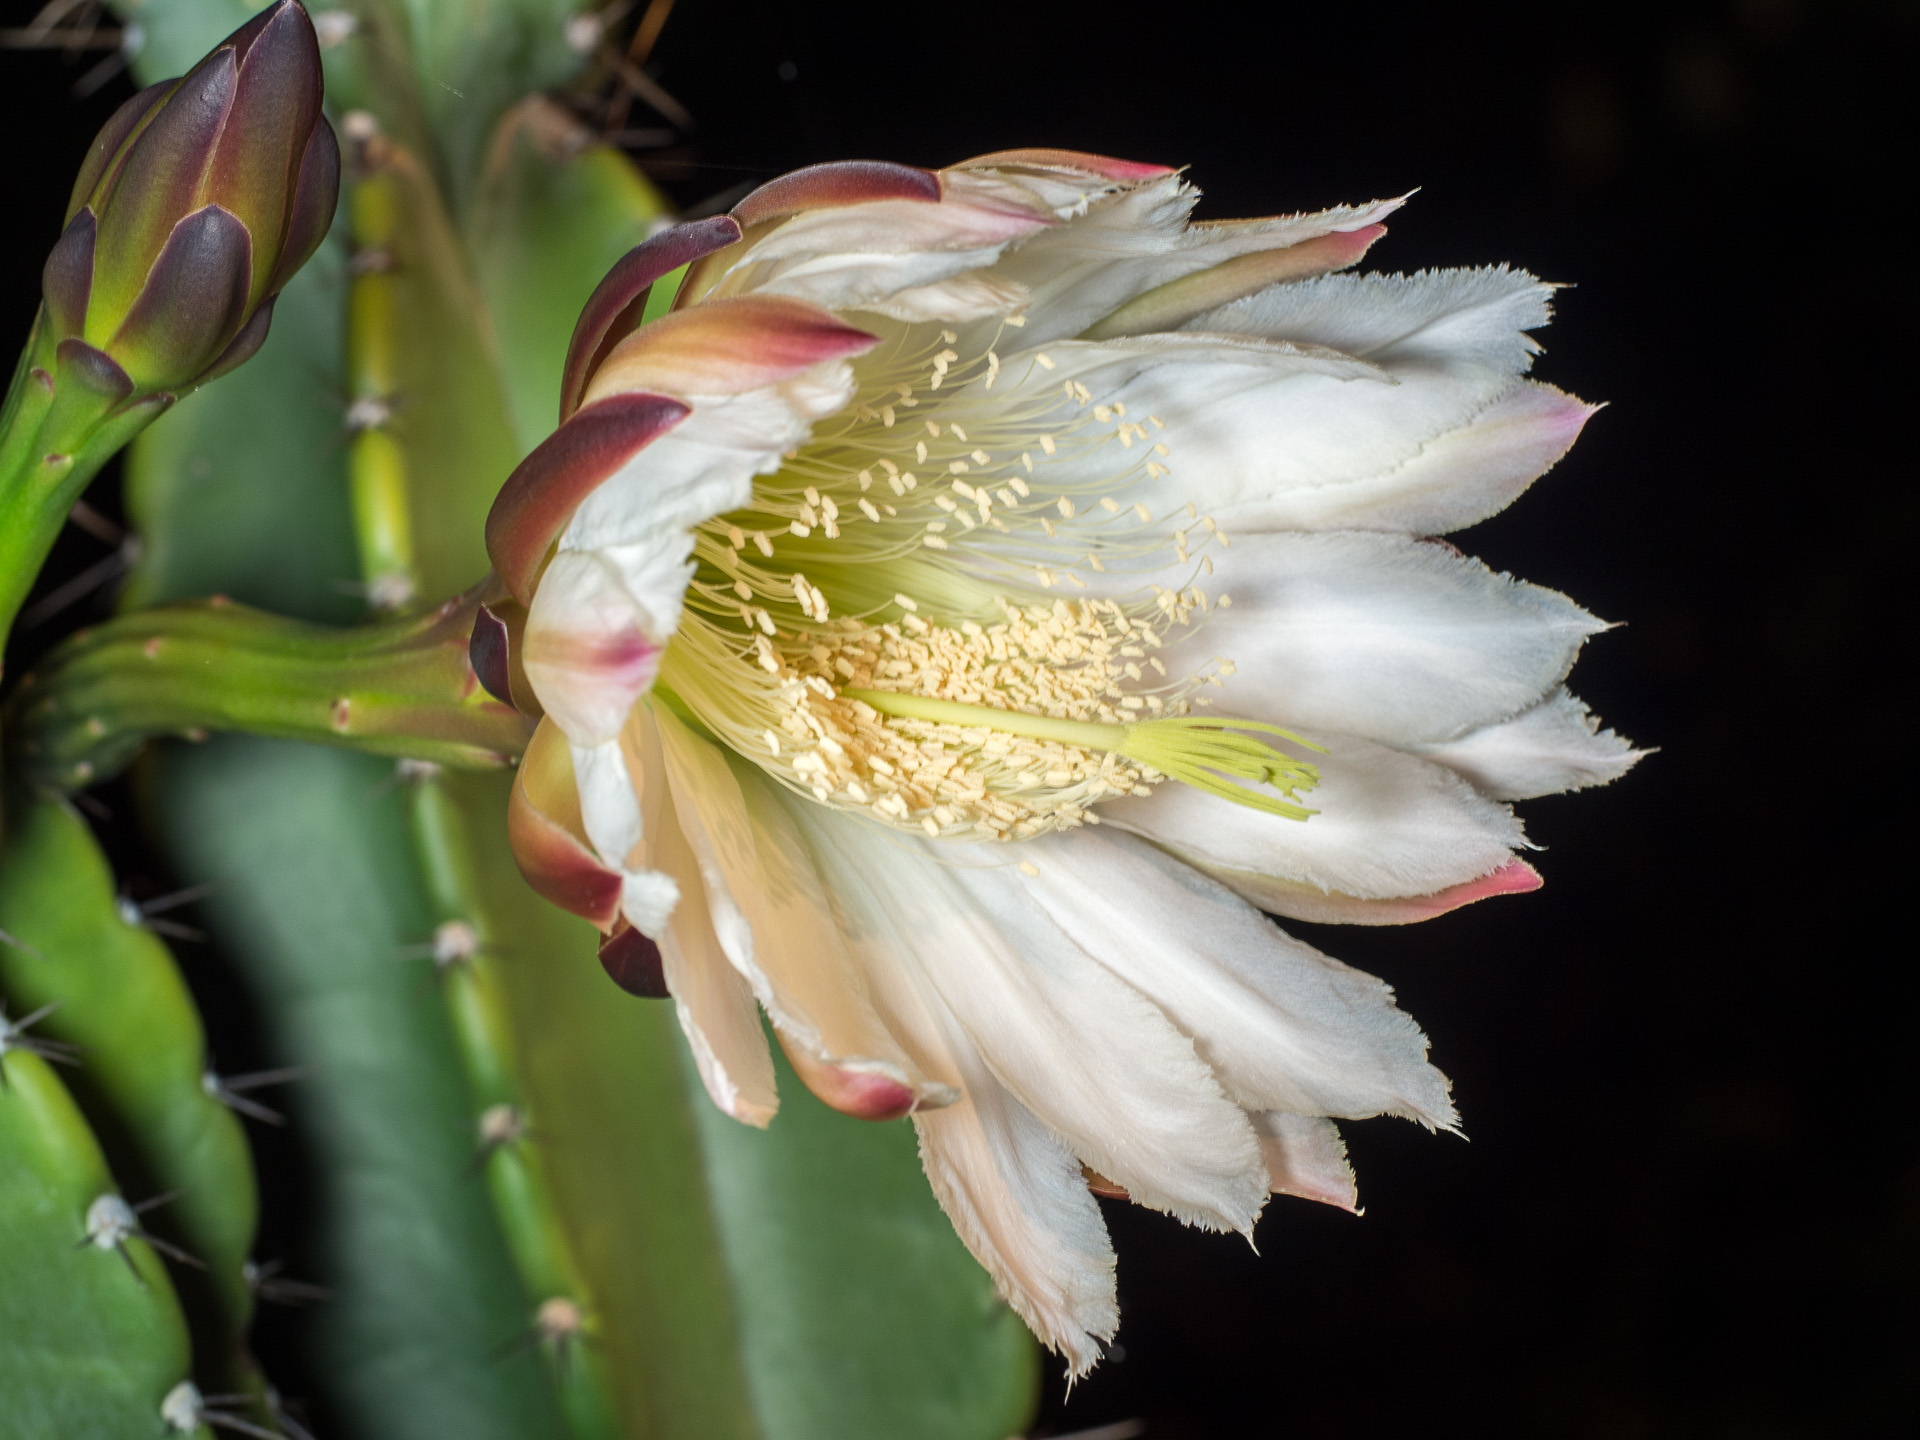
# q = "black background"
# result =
<box><xmin>4</xmin><ymin>2</ymin><xmax>1915</xmax><ymax>1436</ymax></box>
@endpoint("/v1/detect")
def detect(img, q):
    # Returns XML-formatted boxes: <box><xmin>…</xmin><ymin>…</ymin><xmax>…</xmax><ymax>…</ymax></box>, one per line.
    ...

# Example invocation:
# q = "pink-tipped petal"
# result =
<box><xmin>783</xmin><ymin>1038</ymin><xmax>920</xmax><ymax>1121</ymax></box>
<box><xmin>559</xmin><ymin>215</ymin><xmax>743</xmax><ymax>422</ymax></box>
<box><xmin>1250</xmin><ymin>859</ymin><xmax>1543</xmax><ymax>927</ymax></box>
<box><xmin>581</xmin><ymin>295</ymin><xmax>879</xmax><ymax>407</ymax></box>
<box><xmin>521</xmin><ymin>551</ymin><xmax>665</xmax><ymax>744</ymax></box>
<box><xmin>1080</xmin><ymin>224</ymin><xmax>1387</xmax><ymax>340</ymax></box>
<box><xmin>507</xmin><ymin>719</ymin><xmax>623</xmax><ymax>931</ymax></box>
<box><xmin>962</xmin><ymin>148</ymin><xmax>1175</xmax><ymax>182</ymax></box>
<box><xmin>732</xmin><ymin>160</ymin><xmax>943</xmax><ymax>227</ymax></box>
<box><xmin>485</xmin><ymin>392</ymin><xmax>689</xmax><ymax>604</ymax></box>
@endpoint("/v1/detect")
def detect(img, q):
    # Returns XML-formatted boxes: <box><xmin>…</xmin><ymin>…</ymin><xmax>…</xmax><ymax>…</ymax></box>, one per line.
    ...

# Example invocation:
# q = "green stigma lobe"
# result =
<box><xmin>842</xmin><ymin>690</ymin><xmax>1322</xmax><ymax>821</ymax></box>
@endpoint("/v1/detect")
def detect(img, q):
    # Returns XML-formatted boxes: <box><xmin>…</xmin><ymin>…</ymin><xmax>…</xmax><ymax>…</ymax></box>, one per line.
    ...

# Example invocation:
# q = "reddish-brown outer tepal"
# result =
<box><xmin>506</xmin><ymin>719</ymin><xmax>624</xmax><ymax>931</ymax></box>
<box><xmin>557</xmin><ymin>215</ymin><xmax>743</xmax><ymax>423</ymax></box>
<box><xmin>484</xmin><ymin>393</ymin><xmax>690</xmax><ymax>606</ymax></box>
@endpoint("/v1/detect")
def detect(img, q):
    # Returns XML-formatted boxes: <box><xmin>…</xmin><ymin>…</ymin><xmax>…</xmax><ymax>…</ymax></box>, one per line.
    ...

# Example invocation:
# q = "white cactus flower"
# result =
<box><xmin>481</xmin><ymin>149</ymin><xmax>1638</xmax><ymax>1372</ymax></box>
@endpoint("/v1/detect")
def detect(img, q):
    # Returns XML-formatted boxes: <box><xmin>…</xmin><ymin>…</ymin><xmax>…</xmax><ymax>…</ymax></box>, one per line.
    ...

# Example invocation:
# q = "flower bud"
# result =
<box><xmin>39</xmin><ymin>0</ymin><xmax>339</xmax><ymax>395</ymax></box>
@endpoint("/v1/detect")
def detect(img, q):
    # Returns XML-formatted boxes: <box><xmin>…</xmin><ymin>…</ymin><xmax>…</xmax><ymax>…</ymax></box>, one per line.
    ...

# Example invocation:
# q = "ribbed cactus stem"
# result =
<box><xmin>346</xmin><ymin>154</ymin><xmax>419</xmax><ymax>612</ymax></box>
<box><xmin>337</xmin><ymin>119</ymin><xmax>626</xmax><ymax>1434</ymax></box>
<box><xmin>3</xmin><ymin>585</ymin><xmax>530</xmax><ymax>793</ymax></box>
<box><xmin>0</xmin><ymin>792</ymin><xmax>264</xmax><ymax>1416</ymax></box>
<box><xmin>408</xmin><ymin>775</ymin><xmax>623</xmax><ymax>1440</ymax></box>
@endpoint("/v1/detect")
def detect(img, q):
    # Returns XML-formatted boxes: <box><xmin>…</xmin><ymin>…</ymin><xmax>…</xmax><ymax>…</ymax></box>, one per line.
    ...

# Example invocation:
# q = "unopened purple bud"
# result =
<box><xmin>41</xmin><ymin>0</ymin><xmax>338</xmax><ymax>395</ymax></box>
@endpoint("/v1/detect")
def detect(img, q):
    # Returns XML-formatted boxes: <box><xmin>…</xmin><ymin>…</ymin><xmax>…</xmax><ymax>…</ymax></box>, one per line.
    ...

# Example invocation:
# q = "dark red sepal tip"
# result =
<box><xmin>598</xmin><ymin>923</ymin><xmax>668</xmax><ymax>998</ymax></box>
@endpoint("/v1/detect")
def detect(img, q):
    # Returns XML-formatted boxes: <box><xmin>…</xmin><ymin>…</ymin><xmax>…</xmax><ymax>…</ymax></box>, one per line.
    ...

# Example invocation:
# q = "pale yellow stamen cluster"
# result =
<box><xmin>653</xmin><ymin>324</ymin><xmax>1308</xmax><ymax>841</ymax></box>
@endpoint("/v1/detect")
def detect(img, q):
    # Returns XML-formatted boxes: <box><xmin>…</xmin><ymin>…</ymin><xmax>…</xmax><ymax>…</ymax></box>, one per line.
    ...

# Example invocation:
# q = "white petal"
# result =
<box><xmin>523</xmin><ymin>551</ymin><xmax>668</xmax><ymax>744</ymax></box>
<box><xmin>571</xmin><ymin>739</ymin><xmax>643</xmax><ymax>868</ymax></box>
<box><xmin>729</xmin><ymin>174</ymin><xmax>1051</xmax><ymax>318</ymax></box>
<box><xmin>768</xmin><ymin>796</ymin><xmax>1120</xmax><ymax>1371</ymax></box>
<box><xmin>562</xmin><ymin>365</ymin><xmax>856</xmax><ymax>554</ymax></box>
<box><xmin>651</xmin><ymin>706</ymin><xmax>941</xmax><ymax>1101</ymax></box>
<box><xmin>1409</xmin><ymin>687</ymin><xmax>1645</xmax><ymax>800</ymax></box>
<box><xmin>1097</xmin><ymin>349</ymin><xmax>1517</xmax><ymax>530</ymax></box>
<box><xmin>1253</xmin><ymin>1112</ymin><xmax>1358</xmax><ymax>1212</ymax></box>
<box><xmin>991</xmin><ymin>176</ymin><xmax>1403</xmax><ymax>346</ymax></box>
<box><xmin>1191</xmin><ymin>381</ymin><xmax>1598</xmax><ymax>536</ymax></box>
<box><xmin>628</xmin><ymin>709</ymin><xmax>778</xmax><ymax>1125</ymax></box>
<box><xmin>792</xmin><ymin>803</ymin><xmax>1268</xmax><ymax>1235</ymax></box>
<box><xmin>1101</xmin><ymin>731</ymin><xmax>1524</xmax><ymax>904</ymax></box>
<box><xmin>1016</xmin><ymin>827</ymin><xmax>1457</xmax><ymax>1130</ymax></box>
<box><xmin>1163</xmin><ymin>531</ymin><xmax>1604</xmax><ymax>745</ymax></box>
<box><xmin>1188</xmin><ymin>265</ymin><xmax>1555</xmax><ymax>376</ymax></box>
<box><xmin>913</xmin><ymin>1058</ymin><xmax>1118</xmax><ymax>1377</ymax></box>
<box><xmin>1000</xmin><ymin>268</ymin><xmax>1579</xmax><ymax>537</ymax></box>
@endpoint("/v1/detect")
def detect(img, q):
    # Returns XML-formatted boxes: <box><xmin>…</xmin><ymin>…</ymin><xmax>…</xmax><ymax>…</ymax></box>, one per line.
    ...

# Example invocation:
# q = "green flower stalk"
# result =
<box><xmin>4</xmin><ymin>580</ymin><xmax>530</xmax><ymax>794</ymax></box>
<box><xmin>0</xmin><ymin>0</ymin><xmax>338</xmax><ymax>648</ymax></box>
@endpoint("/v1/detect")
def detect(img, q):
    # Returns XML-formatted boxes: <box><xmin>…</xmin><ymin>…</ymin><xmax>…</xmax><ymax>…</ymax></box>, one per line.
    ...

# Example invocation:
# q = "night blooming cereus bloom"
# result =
<box><xmin>480</xmin><ymin>152</ymin><xmax>1638</xmax><ymax>1371</ymax></box>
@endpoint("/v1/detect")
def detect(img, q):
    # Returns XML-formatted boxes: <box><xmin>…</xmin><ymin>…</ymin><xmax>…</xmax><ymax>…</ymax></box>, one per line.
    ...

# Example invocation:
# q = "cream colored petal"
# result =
<box><xmin>791</xmin><ymin>803</ymin><xmax>1267</xmax><ymax>1235</ymax></box>
<box><xmin>1253</xmin><ymin>1112</ymin><xmax>1359</xmax><ymax>1212</ymax></box>
<box><xmin>1101</xmin><ymin>731</ymin><xmax>1524</xmax><ymax>904</ymax></box>
<box><xmin>1015</xmin><ymin>827</ymin><xmax>1457</xmax><ymax>1131</ymax></box>
<box><xmin>1157</xmin><ymin>531</ymin><xmax>1605</xmax><ymax>746</ymax></box>
<box><xmin>1407</xmin><ymin>686</ymin><xmax>1645</xmax><ymax>800</ymax></box>
<box><xmin>651</xmin><ymin>705</ymin><xmax>944</xmax><ymax>1104</ymax></box>
<box><xmin>627</xmin><ymin>704</ymin><xmax>778</xmax><ymax>1125</ymax></box>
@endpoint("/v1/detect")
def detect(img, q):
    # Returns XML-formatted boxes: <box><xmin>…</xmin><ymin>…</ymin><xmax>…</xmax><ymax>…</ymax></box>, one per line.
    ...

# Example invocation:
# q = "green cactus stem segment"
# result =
<box><xmin>345</xmin><ymin>166</ymin><xmax>419</xmax><ymax>609</ymax></box>
<box><xmin>0</xmin><ymin>792</ymin><xmax>262</xmax><ymax>1400</ymax></box>
<box><xmin>842</xmin><ymin>689</ymin><xmax>1325</xmax><ymax>820</ymax></box>
<box><xmin>408</xmin><ymin>775</ymin><xmax>623</xmax><ymax>1440</ymax></box>
<box><xmin>3</xmin><ymin>582</ymin><xmax>530</xmax><ymax>793</ymax></box>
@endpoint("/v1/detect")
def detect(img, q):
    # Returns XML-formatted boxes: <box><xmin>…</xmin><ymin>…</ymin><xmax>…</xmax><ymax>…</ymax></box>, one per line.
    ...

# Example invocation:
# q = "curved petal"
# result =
<box><xmin>506</xmin><ymin>717</ymin><xmax>622</xmax><ymax>930</ymax></box>
<box><xmin>732</xmin><ymin>159</ymin><xmax>942</xmax><ymax>225</ymax></box>
<box><xmin>1408</xmin><ymin>687</ymin><xmax>1645</xmax><ymax>800</ymax></box>
<box><xmin>1102</xmin><ymin>731</ymin><xmax>1526</xmax><ymax>904</ymax></box>
<box><xmin>1198</xmin><ymin>381</ymin><xmax>1598</xmax><ymax>536</ymax></box>
<box><xmin>560</xmin><ymin>365</ymin><xmax>857</xmax><ymax>555</ymax></box>
<box><xmin>959</xmin><ymin>148</ymin><xmax>1176</xmax><ymax>183</ymax></box>
<box><xmin>1079</xmin><ymin>224</ymin><xmax>1385</xmax><ymax>340</ymax></box>
<box><xmin>560</xmin><ymin>215</ymin><xmax>743</xmax><ymax>420</ymax></box>
<box><xmin>982</xmin><ymin>174</ymin><xmax>1406</xmax><ymax>347</ymax></box>
<box><xmin>914</xmin><ymin>1053</ymin><xmax>1118</xmax><ymax>1377</ymax></box>
<box><xmin>711</xmin><ymin>169</ymin><xmax>1054</xmax><ymax>318</ymax></box>
<box><xmin>650</xmin><ymin>706</ymin><xmax>951</xmax><ymax>1112</ymax></box>
<box><xmin>1157</xmin><ymin>531</ymin><xmax>1605</xmax><ymax>746</ymax></box>
<box><xmin>582</xmin><ymin>295</ymin><xmax>878</xmax><ymax>405</ymax></box>
<box><xmin>625</xmin><ymin>715</ymin><xmax>779</xmax><ymax>1126</ymax></box>
<box><xmin>1254</xmin><ymin>1112</ymin><xmax>1359</xmax><ymax>1212</ymax></box>
<box><xmin>1218</xmin><ymin>859</ymin><xmax>1544</xmax><ymax>928</ymax></box>
<box><xmin>522</xmin><ymin>549</ymin><xmax>665</xmax><ymax>744</ymax></box>
<box><xmin>794</xmin><ymin>803</ymin><xmax>1268</xmax><ymax>1235</ymax></box>
<box><xmin>1015</xmin><ymin>827</ymin><xmax>1458</xmax><ymax>1130</ymax></box>
<box><xmin>486</xmin><ymin>392</ymin><xmax>690</xmax><ymax>604</ymax></box>
<box><xmin>1190</xmin><ymin>265</ymin><xmax>1556</xmax><ymax>373</ymax></box>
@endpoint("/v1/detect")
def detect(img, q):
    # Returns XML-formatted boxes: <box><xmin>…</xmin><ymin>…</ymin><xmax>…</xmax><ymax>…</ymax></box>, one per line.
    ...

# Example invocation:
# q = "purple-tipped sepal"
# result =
<box><xmin>39</xmin><ymin>0</ymin><xmax>338</xmax><ymax>397</ymax></box>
